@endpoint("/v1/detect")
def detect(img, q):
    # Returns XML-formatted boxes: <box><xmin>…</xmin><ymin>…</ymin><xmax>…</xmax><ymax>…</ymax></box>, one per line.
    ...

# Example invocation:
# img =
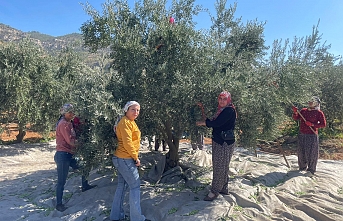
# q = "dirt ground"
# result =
<box><xmin>257</xmin><ymin>136</ymin><xmax>343</xmax><ymax>160</ymax></box>
<box><xmin>1</xmin><ymin>128</ymin><xmax>343</xmax><ymax>160</ymax></box>
<box><xmin>1</xmin><ymin>127</ymin><xmax>343</xmax><ymax>221</ymax></box>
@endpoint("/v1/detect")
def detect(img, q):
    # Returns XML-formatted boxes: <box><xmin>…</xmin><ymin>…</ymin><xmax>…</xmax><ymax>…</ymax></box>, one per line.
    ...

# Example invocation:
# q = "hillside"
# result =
<box><xmin>0</xmin><ymin>23</ymin><xmax>109</xmax><ymax>67</ymax></box>
<box><xmin>0</xmin><ymin>23</ymin><xmax>84</xmax><ymax>52</ymax></box>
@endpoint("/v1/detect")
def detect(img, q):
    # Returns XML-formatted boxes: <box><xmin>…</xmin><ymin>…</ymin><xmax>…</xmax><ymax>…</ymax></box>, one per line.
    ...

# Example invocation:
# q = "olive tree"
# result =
<box><xmin>81</xmin><ymin>0</ymin><xmax>205</xmax><ymax>170</ymax></box>
<box><xmin>71</xmin><ymin>52</ymin><xmax>122</xmax><ymax>174</ymax></box>
<box><xmin>80</xmin><ymin>0</ymin><xmax>274</xmax><ymax>170</ymax></box>
<box><xmin>0</xmin><ymin>40</ymin><xmax>62</xmax><ymax>142</ymax></box>
<box><xmin>320</xmin><ymin>63</ymin><xmax>343</xmax><ymax>129</ymax></box>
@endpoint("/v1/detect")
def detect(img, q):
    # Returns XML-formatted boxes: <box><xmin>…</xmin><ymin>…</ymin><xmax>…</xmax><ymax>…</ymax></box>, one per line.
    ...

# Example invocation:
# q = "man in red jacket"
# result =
<box><xmin>292</xmin><ymin>96</ymin><xmax>326</xmax><ymax>176</ymax></box>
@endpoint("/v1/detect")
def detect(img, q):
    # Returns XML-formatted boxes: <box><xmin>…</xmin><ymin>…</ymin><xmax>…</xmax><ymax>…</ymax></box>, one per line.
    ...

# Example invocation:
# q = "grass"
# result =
<box><xmin>249</xmin><ymin>192</ymin><xmax>259</xmax><ymax>203</ymax></box>
<box><xmin>233</xmin><ymin>205</ymin><xmax>243</xmax><ymax>212</ymax></box>
<box><xmin>338</xmin><ymin>187</ymin><xmax>343</xmax><ymax>194</ymax></box>
<box><xmin>168</xmin><ymin>207</ymin><xmax>178</xmax><ymax>215</ymax></box>
<box><xmin>295</xmin><ymin>191</ymin><xmax>305</xmax><ymax>196</ymax></box>
<box><xmin>183</xmin><ymin>210</ymin><xmax>199</xmax><ymax>216</ymax></box>
<box><xmin>44</xmin><ymin>207</ymin><xmax>55</xmax><ymax>217</ymax></box>
<box><xmin>63</xmin><ymin>192</ymin><xmax>73</xmax><ymax>201</ymax></box>
<box><xmin>190</xmin><ymin>185</ymin><xmax>206</xmax><ymax>193</ymax></box>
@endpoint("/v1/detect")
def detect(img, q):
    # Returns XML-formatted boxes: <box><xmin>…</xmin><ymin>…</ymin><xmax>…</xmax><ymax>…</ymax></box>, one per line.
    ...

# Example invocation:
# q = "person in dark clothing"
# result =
<box><xmin>292</xmin><ymin>96</ymin><xmax>326</xmax><ymax>177</ymax></box>
<box><xmin>154</xmin><ymin>136</ymin><xmax>167</xmax><ymax>151</ymax></box>
<box><xmin>196</xmin><ymin>91</ymin><xmax>237</xmax><ymax>201</ymax></box>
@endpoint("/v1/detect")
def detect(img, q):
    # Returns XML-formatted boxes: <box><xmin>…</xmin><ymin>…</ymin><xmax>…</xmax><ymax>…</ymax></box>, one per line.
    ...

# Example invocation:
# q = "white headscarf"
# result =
<box><xmin>114</xmin><ymin>101</ymin><xmax>140</xmax><ymax>133</ymax></box>
<box><xmin>309</xmin><ymin>96</ymin><xmax>321</xmax><ymax>110</ymax></box>
<box><xmin>123</xmin><ymin>101</ymin><xmax>140</xmax><ymax>112</ymax></box>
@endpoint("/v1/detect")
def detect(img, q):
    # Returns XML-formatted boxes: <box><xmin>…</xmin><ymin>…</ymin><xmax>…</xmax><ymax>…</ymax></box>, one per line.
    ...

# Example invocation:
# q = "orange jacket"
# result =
<box><xmin>114</xmin><ymin>116</ymin><xmax>141</xmax><ymax>161</ymax></box>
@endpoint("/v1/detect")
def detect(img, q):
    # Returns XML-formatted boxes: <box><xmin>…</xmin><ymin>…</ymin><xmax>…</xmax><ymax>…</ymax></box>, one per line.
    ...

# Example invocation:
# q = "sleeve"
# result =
<box><xmin>292</xmin><ymin>108</ymin><xmax>303</xmax><ymax>121</ymax></box>
<box><xmin>313</xmin><ymin>111</ymin><xmax>326</xmax><ymax>129</ymax></box>
<box><xmin>205</xmin><ymin>108</ymin><xmax>235</xmax><ymax>128</ymax></box>
<box><xmin>293</xmin><ymin>108</ymin><xmax>306</xmax><ymax>121</ymax></box>
<box><xmin>292</xmin><ymin>112</ymin><xmax>300</xmax><ymax>120</ymax></box>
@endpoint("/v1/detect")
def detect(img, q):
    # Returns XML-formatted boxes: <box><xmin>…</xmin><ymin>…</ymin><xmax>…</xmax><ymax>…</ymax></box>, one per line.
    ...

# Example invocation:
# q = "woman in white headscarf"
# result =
<box><xmin>110</xmin><ymin>101</ymin><xmax>151</xmax><ymax>221</ymax></box>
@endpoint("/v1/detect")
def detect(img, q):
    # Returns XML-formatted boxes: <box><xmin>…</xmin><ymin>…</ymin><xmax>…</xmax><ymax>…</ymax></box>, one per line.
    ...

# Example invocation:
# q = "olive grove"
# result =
<box><xmin>1</xmin><ymin>0</ymin><xmax>342</xmax><ymax>175</ymax></box>
<box><xmin>77</xmin><ymin>0</ymin><xmax>341</xmax><ymax>171</ymax></box>
<box><xmin>80</xmin><ymin>0</ymin><xmax>274</xmax><ymax>170</ymax></box>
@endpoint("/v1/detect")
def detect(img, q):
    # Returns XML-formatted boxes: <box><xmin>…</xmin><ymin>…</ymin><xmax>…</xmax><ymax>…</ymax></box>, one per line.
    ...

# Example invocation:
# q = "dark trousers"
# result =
<box><xmin>297</xmin><ymin>133</ymin><xmax>319</xmax><ymax>173</ymax></box>
<box><xmin>54</xmin><ymin>151</ymin><xmax>88</xmax><ymax>205</ymax></box>
<box><xmin>211</xmin><ymin>141</ymin><xmax>234</xmax><ymax>194</ymax></box>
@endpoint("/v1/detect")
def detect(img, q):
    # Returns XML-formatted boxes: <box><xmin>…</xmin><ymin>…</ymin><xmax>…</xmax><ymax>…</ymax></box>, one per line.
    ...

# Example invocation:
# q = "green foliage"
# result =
<box><xmin>168</xmin><ymin>207</ymin><xmax>178</xmax><ymax>215</ymax></box>
<box><xmin>77</xmin><ymin>0</ymin><xmax>343</xmax><ymax>169</ymax></box>
<box><xmin>281</xmin><ymin>122</ymin><xmax>299</xmax><ymax>137</ymax></box>
<box><xmin>0</xmin><ymin>39</ymin><xmax>64</xmax><ymax>141</ymax></box>
<box><xmin>68</xmin><ymin>54</ymin><xmax>121</xmax><ymax>174</ymax></box>
<box><xmin>320</xmin><ymin>64</ymin><xmax>343</xmax><ymax>128</ymax></box>
<box><xmin>81</xmin><ymin>0</ymin><xmax>206</xmax><ymax>165</ymax></box>
<box><xmin>80</xmin><ymin>0</ymin><xmax>271</xmax><ymax>165</ymax></box>
<box><xmin>1</xmin><ymin>0</ymin><xmax>342</xmax><ymax>174</ymax></box>
<box><xmin>26</xmin><ymin>31</ymin><xmax>55</xmax><ymax>42</ymax></box>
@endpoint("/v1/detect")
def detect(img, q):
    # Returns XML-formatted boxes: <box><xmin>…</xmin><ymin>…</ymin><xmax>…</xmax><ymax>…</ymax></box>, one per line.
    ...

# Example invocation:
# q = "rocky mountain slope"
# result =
<box><xmin>0</xmin><ymin>23</ymin><xmax>84</xmax><ymax>52</ymax></box>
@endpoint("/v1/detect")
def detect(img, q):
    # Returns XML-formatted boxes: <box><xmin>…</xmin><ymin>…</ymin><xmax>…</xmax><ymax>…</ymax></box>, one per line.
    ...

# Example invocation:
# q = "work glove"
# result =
<box><xmin>305</xmin><ymin>121</ymin><xmax>314</xmax><ymax>127</ymax></box>
<box><xmin>292</xmin><ymin>106</ymin><xmax>298</xmax><ymax>114</ymax></box>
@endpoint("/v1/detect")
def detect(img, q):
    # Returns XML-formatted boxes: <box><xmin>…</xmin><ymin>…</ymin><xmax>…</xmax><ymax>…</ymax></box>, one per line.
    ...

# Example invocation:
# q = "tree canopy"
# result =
<box><xmin>79</xmin><ymin>0</ymin><xmax>337</xmax><ymax>168</ymax></box>
<box><xmin>0</xmin><ymin>0</ymin><xmax>342</xmax><ymax>175</ymax></box>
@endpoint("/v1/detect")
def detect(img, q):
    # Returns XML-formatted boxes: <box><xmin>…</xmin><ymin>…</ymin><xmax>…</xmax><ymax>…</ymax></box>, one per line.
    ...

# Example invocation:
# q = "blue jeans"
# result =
<box><xmin>110</xmin><ymin>156</ymin><xmax>145</xmax><ymax>221</ymax></box>
<box><xmin>54</xmin><ymin>151</ymin><xmax>88</xmax><ymax>205</ymax></box>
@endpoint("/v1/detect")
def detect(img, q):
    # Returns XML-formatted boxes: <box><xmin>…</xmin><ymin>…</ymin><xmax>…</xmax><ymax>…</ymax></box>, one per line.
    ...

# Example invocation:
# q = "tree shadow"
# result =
<box><xmin>0</xmin><ymin>142</ymin><xmax>54</xmax><ymax>157</ymax></box>
<box><xmin>239</xmin><ymin>170</ymin><xmax>304</xmax><ymax>187</ymax></box>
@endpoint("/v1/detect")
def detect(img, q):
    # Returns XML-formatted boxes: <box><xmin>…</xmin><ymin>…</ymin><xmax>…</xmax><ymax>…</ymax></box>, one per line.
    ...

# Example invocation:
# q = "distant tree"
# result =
<box><xmin>0</xmin><ymin>40</ymin><xmax>62</xmax><ymax>142</ymax></box>
<box><xmin>320</xmin><ymin>64</ymin><xmax>343</xmax><ymax>129</ymax></box>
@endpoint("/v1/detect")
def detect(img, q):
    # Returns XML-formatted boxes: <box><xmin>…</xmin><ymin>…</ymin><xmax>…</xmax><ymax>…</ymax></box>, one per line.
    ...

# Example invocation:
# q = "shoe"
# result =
<box><xmin>204</xmin><ymin>192</ymin><xmax>219</xmax><ymax>201</ymax></box>
<box><xmin>56</xmin><ymin>204</ymin><xmax>67</xmax><ymax>212</ymax></box>
<box><xmin>82</xmin><ymin>184</ymin><xmax>97</xmax><ymax>192</ymax></box>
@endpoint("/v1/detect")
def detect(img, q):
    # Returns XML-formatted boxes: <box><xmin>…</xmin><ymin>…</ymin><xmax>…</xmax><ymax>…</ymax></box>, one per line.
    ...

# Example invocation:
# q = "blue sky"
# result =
<box><xmin>1</xmin><ymin>0</ymin><xmax>342</xmax><ymax>57</ymax></box>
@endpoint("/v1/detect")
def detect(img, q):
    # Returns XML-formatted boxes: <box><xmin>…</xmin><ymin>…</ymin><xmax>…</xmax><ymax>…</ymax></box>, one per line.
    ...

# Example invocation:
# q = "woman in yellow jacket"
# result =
<box><xmin>110</xmin><ymin>101</ymin><xmax>150</xmax><ymax>221</ymax></box>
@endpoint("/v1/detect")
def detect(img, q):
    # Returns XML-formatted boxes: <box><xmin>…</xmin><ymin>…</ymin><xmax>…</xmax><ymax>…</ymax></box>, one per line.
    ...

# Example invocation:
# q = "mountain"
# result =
<box><xmin>0</xmin><ymin>23</ymin><xmax>104</xmax><ymax>66</ymax></box>
<box><xmin>0</xmin><ymin>23</ymin><xmax>88</xmax><ymax>52</ymax></box>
